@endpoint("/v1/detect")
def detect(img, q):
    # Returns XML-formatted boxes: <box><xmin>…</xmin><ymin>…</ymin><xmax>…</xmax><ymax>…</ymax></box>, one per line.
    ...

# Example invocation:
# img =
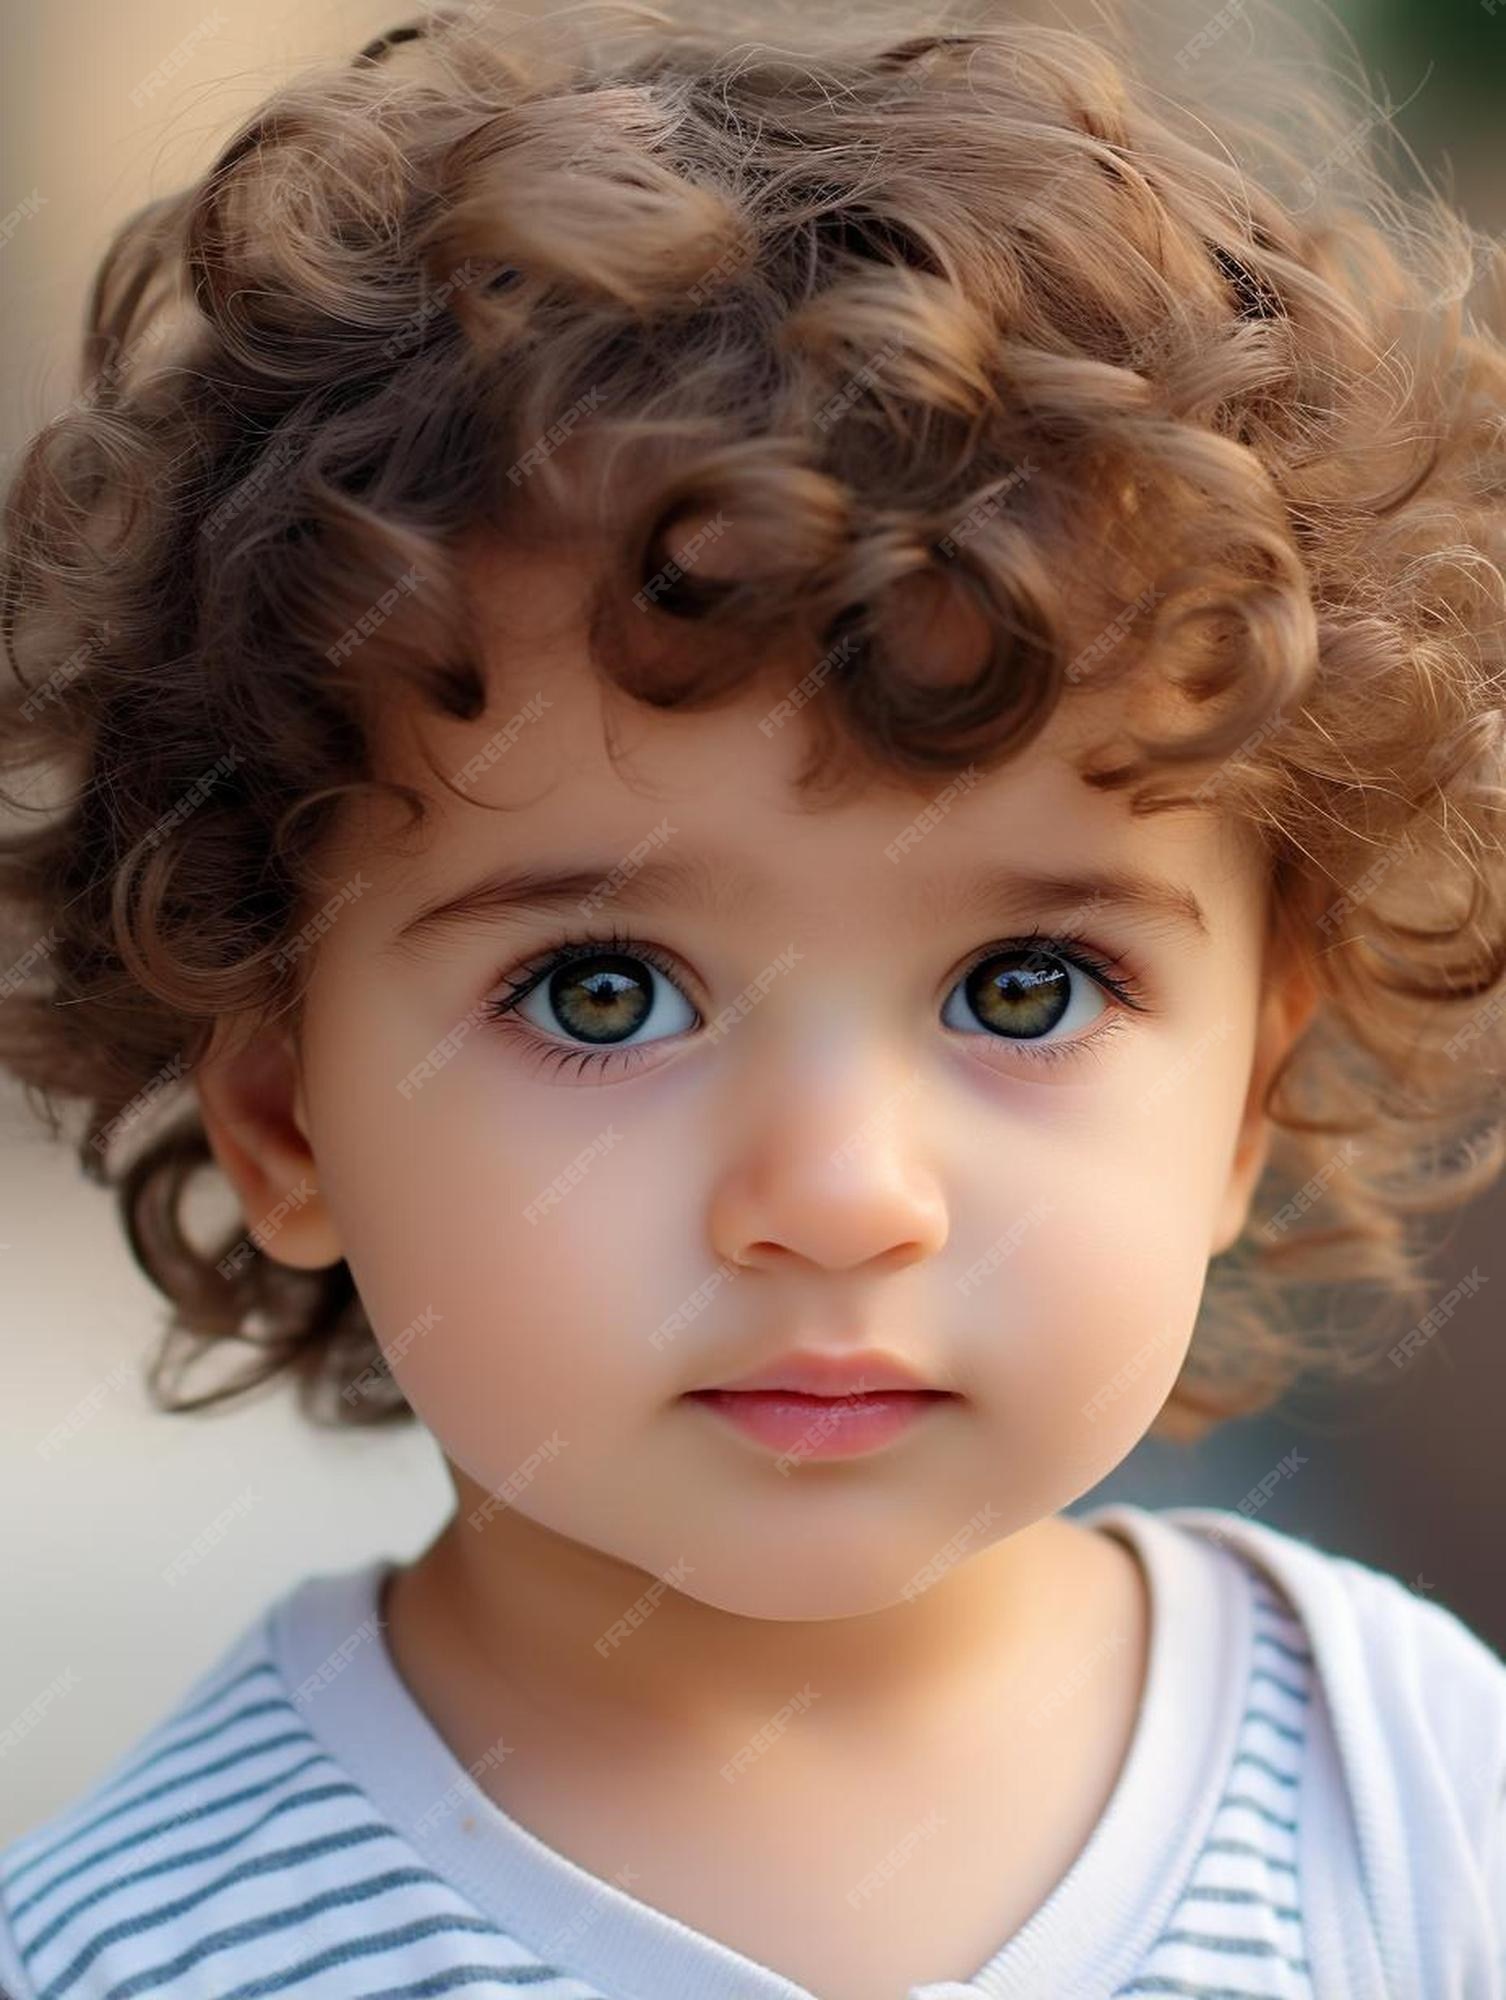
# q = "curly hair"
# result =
<box><xmin>2</xmin><ymin>0</ymin><xmax>1504</xmax><ymax>1443</ymax></box>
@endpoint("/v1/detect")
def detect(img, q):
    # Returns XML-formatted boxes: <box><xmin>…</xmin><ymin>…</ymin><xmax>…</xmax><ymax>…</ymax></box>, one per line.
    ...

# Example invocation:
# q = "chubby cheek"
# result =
<box><xmin>957</xmin><ymin>1042</ymin><xmax>1252</xmax><ymax>1497</ymax></box>
<box><xmin>302</xmin><ymin>1005</ymin><xmax>699</xmax><ymax>1482</ymax></box>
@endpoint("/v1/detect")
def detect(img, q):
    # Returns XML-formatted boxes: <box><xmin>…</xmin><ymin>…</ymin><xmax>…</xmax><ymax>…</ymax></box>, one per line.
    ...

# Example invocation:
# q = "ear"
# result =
<box><xmin>1209</xmin><ymin>938</ymin><xmax>1322</xmax><ymax>1259</ymax></box>
<box><xmin>193</xmin><ymin>1016</ymin><xmax>344</xmax><ymax>1271</ymax></box>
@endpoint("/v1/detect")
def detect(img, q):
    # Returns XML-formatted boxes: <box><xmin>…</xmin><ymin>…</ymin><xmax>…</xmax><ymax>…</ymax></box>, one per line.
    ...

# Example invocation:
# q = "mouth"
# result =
<box><xmin>683</xmin><ymin>1387</ymin><xmax>957</xmax><ymax>1460</ymax></box>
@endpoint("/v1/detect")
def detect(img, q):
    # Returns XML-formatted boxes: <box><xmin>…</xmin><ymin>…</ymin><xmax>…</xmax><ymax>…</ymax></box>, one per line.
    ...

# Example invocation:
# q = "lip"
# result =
<box><xmin>685</xmin><ymin>1387</ymin><xmax>953</xmax><ymax>1460</ymax></box>
<box><xmin>689</xmin><ymin>1347</ymin><xmax>944</xmax><ymax>1396</ymax></box>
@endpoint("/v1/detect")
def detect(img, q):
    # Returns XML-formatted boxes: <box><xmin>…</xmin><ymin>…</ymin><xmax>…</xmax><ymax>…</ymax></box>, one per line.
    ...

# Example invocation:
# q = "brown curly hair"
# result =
<box><xmin>2</xmin><ymin>0</ymin><xmax>1504</xmax><ymax>1443</ymax></box>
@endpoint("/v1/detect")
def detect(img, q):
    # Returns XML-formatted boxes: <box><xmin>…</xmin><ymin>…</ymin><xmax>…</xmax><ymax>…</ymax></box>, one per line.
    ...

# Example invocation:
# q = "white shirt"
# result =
<box><xmin>1</xmin><ymin>1502</ymin><xmax>1501</xmax><ymax>1999</ymax></box>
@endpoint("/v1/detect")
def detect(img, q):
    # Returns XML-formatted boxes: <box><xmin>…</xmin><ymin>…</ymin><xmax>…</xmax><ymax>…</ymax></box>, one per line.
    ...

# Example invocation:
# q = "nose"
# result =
<box><xmin>708</xmin><ymin>1054</ymin><xmax>949</xmax><ymax>1275</ymax></box>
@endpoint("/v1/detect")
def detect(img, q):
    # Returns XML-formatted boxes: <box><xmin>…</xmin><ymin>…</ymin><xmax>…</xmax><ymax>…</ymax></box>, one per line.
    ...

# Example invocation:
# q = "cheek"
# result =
<box><xmin>301</xmin><ymin>1007</ymin><xmax>689</xmax><ymax>1454</ymax></box>
<box><xmin>956</xmin><ymin>1042</ymin><xmax>1253</xmax><ymax>1472</ymax></box>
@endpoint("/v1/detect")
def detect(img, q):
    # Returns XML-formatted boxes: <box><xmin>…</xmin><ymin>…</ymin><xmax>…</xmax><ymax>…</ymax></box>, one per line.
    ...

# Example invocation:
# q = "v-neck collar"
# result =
<box><xmin>268</xmin><ymin>1503</ymin><xmax>1251</xmax><ymax>2000</ymax></box>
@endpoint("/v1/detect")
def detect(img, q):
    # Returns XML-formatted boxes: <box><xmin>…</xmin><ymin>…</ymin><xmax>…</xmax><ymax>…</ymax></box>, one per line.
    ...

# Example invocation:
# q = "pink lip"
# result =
<box><xmin>692</xmin><ymin>1348</ymin><xmax>944</xmax><ymax>1396</ymax></box>
<box><xmin>686</xmin><ymin>1387</ymin><xmax>953</xmax><ymax>1460</ymax></box>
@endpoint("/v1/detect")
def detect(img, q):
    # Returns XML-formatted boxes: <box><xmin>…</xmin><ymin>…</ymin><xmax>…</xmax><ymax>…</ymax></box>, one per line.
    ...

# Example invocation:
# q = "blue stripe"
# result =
<box><xmin>1200</xmin><ymin>1837</ymin><xmax>1297</xmax><ymax>1875</ymax></box>
<box><xmin>215</xmin><ymin>1918</ymin><xmax>567</xmax><ymax>1998</ymax></box>
<box><xmin>1218</xmin><ymin>1793</ymin><xmax>1299</xmax><ymax>1834</ymax></box>
<box><xmin>1241</xmin><ymin>1707</ymin><xmax>1304</xmax><ymax>1747</ymax></box>
<box><xmin>1178</xmin><ymin>1886</ymin><xmax>1300</xmax><ymax>1920</ymax></box>
<box><xmin>1252</xmin><ymin>1630</ymin><xmax>1314</xmax><ymax>1668</ymax></box>
<box><xmin>9</xmin><ymin>1753</ymin><xmax>334</xmax><ymax>1924</ymax></box>
<box><xmin>36</xmin><ymin>1830</ymin><xmax>401</xmax><ymax>2000</ymax></box>
<box><xmin>1153</xmin><ymin>1927</ymin><xmax>1309</xmax><ymax>1971</ymax></box>
<box><xmin>1248</xmin><ymin>1666</ymin><xmax>1309</xmax><ymax>1705</ymax></box>
<box><xmin>131</xmin><ymin>1661</ymin><xmax>279</xmax><ymax>1746</ymax></box>
<box><xmin>5</xmin><ymin>1705</ymin><xmax>308</xmax><ymax>1895</ymax></box>
<box><xmin>90</xmin><ymin>1896</ymin><xmax>504</xmax><ymax>2000</ymax></box>
<box><xmin>1115</xmin><ymin>1979</ymin><xmax>1308</xmax><ymax>1998</ymax></box>
<box><xmin>1228</xmin><ymin>1748</ymin><xmax>1299</xmax><ymax>1789</ymax></box>
<box><xmin>360</xmin><ymin>1971</ymin><xmax>571</xmax><ymax>1998</ymax></box>
<box><xmin>24</xmin><ymin>1783</ymin><xmax>366</xmax><ymax>1958</ymax></box>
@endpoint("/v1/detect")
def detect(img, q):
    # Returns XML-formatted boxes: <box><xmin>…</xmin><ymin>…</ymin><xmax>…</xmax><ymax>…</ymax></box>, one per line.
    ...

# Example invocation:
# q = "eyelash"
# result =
<box><xmin>481</xmin><ymin>921</ymin><xmax>1153</xmax><ymax>1083</ymax></box>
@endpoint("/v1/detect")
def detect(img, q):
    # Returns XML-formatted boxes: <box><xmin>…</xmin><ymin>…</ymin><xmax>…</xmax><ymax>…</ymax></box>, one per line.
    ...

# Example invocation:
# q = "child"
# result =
<box><xmin>1</xmin><ymin>0</ymin><xmax>1503</xmax><ymax>1994</ymax></box>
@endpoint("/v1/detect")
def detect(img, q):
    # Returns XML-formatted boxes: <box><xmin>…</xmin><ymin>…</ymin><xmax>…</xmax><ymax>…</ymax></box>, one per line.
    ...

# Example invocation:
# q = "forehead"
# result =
<box><xmin>351</xmin><ymin>530</ymin><xmax>1263</xmax><ymax>915</ymax></box>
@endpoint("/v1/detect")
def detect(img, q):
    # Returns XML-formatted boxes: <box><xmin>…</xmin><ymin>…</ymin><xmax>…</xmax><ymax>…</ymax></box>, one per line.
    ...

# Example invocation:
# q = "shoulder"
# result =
<box><xmin>1150</xmin><ymin>1505</ymin><xmax>1506</xmax><ymax>1988</ymax></box>
<box><xmin>0</xmin><ymin>1565</ymin><xmax>556</xmax><ymax>2000</ymax></box>
<box><xmin>1165</xmin><ymin>1505</ymin><xmax>1506</xmax><ymax>1752</ymax></box>
<box><xmin>0</xmin><ymin>1576</ymin><xmax>378</xmax><ymax>2000</ymax></box>
<box><xmin>0</xmin><ymin>1608</ymin><xmax>291</xmax><ymax>2000</ymax></box>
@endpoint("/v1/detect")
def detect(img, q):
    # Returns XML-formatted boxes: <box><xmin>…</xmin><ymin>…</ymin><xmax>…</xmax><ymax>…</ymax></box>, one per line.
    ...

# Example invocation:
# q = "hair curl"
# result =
<box><xmin>2</xmin><ymin>0</ymin><xmax>1504</xmax><ymax>1442</ymax></box>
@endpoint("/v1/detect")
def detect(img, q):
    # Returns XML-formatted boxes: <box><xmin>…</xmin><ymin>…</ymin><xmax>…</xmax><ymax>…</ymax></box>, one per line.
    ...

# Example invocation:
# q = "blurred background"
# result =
<box><xmin>1</xmin><ymin>0</ymin><xmax>1502</xmax><ymax>1844</ymax></box>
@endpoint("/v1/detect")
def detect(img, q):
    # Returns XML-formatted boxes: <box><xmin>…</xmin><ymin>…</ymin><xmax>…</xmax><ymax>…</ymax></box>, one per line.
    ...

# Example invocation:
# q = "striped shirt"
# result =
<box><xmin>1</xmin><ymin>1503</ymin><xmax>1502</xmax><ymax>1999</ymax></box>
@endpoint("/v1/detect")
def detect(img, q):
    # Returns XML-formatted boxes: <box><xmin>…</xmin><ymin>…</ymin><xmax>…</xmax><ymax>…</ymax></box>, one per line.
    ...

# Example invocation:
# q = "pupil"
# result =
<box><xmin>551</xmin><ymin>953</ymin><xmax>651</xmax><ymax>1044</ymax></box>
<box><xmin>967</xmin><ymin>950</ymin><xmax>1069</xmax><ymax>1038</ymax></box>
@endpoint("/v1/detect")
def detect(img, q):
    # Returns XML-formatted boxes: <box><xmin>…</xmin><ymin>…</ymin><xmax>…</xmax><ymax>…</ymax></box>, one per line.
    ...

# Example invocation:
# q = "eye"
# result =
<box><xmin>483</xmin><ymin>924</ymin><xmax>698</xmax><ymax>1078</ymax></box>
<box><xmin>482</xmin><ymin>921</ymin><xmax>1150</xmax><ymax>1083</ymax></box>
<box><xmin>939</xmin><ymin>930</ymin><xmax>1145</xmax><ymax>1068</ymax></box>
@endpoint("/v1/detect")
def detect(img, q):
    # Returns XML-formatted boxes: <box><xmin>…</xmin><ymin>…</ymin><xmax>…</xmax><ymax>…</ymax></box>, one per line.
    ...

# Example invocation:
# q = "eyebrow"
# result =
<box><xmin>383</xmin><ymin>847</ymin><xmax>1211</xmax><ymax>959</ymax></box>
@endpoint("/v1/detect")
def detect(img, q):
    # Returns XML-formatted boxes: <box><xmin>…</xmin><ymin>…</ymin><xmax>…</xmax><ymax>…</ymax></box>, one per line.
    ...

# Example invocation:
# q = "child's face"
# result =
<box><xmin>205</xmin><ymin>531</ymin><xmax>1311</xmax><ymax>1621</ymax></box>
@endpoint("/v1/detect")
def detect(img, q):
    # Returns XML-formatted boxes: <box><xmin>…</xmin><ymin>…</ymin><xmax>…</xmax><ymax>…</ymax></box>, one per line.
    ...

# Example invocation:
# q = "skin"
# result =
<box><xmin>194</xmin><ymin>522</ymin><xmax>1319</xmax><ymax>1992</ymax></box>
